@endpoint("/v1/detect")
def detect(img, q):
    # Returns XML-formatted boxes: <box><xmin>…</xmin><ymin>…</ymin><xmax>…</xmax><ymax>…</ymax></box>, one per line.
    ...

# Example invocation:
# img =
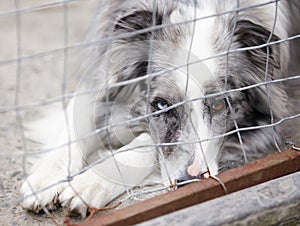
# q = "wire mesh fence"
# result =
<box><xmin>0</xmin><ymin>0</ymin><xmax>300</xmax><ymax>225</ymax></box>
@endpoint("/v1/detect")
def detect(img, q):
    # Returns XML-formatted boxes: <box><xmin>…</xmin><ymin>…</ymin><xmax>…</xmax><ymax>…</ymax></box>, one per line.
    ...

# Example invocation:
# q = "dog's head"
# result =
<box><xmin>80</xmin><ymin>1</ymin><xmax>291</xmax><ymax>185</ymax></box>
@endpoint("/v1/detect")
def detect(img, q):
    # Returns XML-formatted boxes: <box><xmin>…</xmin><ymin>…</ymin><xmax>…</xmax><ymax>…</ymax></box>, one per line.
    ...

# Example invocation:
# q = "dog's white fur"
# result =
<box><xmin>21</xmin><ymin>0</ymin><xmax>300</xmax><ymax>217</ymax></box>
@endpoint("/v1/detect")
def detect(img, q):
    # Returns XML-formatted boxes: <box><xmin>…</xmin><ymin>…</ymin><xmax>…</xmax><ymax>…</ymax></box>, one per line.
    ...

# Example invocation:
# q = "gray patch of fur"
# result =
<box><xmin>79</xmin><ymin>0</ymin><xmax>300</xmax><ymax>176</ymax></box>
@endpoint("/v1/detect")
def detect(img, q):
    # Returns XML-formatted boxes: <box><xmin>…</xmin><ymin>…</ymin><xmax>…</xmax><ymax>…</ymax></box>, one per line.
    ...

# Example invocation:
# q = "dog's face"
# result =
<box><xmin>86</xmin><ymin>1</ymin><xmax>290</xmax><ymax>184</ymax></box>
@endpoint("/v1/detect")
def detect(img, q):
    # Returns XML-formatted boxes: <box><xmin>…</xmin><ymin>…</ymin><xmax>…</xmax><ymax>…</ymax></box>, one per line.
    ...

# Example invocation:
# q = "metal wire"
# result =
<box><xmin>264</xmin><ymin>0</ymin><xmax>282</xmax><ymax>152</ymax></box>
<box><xmin>0</xmin><ymin>0</ymin><xmax>299</xmax><ymax>224</ymax></box>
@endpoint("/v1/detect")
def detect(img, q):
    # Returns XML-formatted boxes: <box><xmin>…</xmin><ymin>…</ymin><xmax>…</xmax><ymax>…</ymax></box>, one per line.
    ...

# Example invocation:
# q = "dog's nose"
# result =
<box><xmin>187</xmin><ymin>164</ymin><xmax>200</xmax><ymax>177</ymax></box>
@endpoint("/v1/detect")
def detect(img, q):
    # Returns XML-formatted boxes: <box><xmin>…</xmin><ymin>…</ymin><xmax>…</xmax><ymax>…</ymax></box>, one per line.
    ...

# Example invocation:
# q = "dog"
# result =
<box><xmin>21</xmin><ymin>0</ymin><xmax>300</xmax><ymax>218</ymax></box>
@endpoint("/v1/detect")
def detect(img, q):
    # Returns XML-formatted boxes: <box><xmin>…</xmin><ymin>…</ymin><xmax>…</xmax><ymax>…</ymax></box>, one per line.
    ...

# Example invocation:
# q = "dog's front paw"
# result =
<box><xmin>21</xmin><ymin>170</ymin><xmax>68</xmax><ymax>213</ymax></box>
<box><xmin>59</xmin><ymin>170</ymin><xmax>123</xmax><ymax>218</ymax></box>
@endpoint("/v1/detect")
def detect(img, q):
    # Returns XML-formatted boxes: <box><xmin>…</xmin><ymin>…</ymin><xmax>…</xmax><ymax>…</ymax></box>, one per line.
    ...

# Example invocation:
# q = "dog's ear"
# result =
<box><xmin>234</xmin><ymin>20</ymin><xmax>281</xmax><ymax>76</ymax></box>
<box><xmin>244</xmin><ymin>84</ymin><xmax>289</xmax><ymax>121</ymax></box>
<box><xmin>114</xmin><ymin>10</ymin><xmax>163</xmax><ymax>40</ymax></box>
<box><xmin>106</xmin><ymin>10</ymin><xmax>165</xmax><ymax>97</ymax></box>
<box><xmin>114</xmin><ymin>10</ymin><xmax>162</xmax><ymax>31</ymax></box>
<box><xmin>234</xmin><ymin>20</ymin><xmax>289</xmax><ymax>119</ymax></box>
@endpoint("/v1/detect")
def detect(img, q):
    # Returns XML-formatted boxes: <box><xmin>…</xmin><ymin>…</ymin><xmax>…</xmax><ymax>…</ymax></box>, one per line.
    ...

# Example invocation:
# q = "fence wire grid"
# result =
<box><xmin>0</xmin><ymin>0</ymin><xmax>300</xmax><ymax>225</ymax></box>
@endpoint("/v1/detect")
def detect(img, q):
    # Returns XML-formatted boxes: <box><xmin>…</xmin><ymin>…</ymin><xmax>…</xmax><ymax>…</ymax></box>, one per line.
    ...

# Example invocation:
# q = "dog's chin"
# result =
<box><xmin>155</xmin><ymin>136</ymin><xmax>222</xmax><ymax>187</ymax></box>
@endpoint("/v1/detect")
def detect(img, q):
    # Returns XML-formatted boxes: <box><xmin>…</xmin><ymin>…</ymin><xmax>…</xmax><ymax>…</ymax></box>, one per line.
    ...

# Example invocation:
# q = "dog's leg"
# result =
<box><xmin>59</xmin><ymin>132</ymin><xmax>156</xmax><ymax>218</ymax></box>
<box><xmin>21</xmin><ymin>99</ymin><xmax>87</xmax><ymax>212</ymax></box>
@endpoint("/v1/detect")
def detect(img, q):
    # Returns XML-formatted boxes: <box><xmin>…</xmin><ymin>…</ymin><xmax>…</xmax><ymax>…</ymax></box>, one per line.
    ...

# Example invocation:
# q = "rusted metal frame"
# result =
<box><xmin>75</xmin><ymin>149</ymin><xmax>300</xmax><ymax>226</ymax></box>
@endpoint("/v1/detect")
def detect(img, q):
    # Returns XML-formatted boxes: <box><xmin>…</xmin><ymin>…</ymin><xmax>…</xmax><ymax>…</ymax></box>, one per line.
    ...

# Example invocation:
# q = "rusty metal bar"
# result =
<box><xmin>76</xmin><ymin>149</ymin><xmax>300</xmax><ymax>226</ymax></box>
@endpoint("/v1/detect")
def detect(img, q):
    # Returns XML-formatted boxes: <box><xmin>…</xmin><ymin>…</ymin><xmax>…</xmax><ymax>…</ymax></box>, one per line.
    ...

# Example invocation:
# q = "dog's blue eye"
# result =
<box><xmin>151</xmin><ymin>98</ymin><xmax>171</xmax><ymax>112</ymax></box>
<box><xmin>157</xmin><ymin>101</ymin><xmax>169</xmax><ymax>110</ymax></box>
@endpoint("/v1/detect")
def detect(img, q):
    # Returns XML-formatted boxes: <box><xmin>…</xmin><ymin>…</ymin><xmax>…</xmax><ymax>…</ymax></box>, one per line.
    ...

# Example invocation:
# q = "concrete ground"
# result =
<box><xmin>138</xmin><ymin>171</ymin><xmax>300</xmax><ymax>226</ymax></box>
